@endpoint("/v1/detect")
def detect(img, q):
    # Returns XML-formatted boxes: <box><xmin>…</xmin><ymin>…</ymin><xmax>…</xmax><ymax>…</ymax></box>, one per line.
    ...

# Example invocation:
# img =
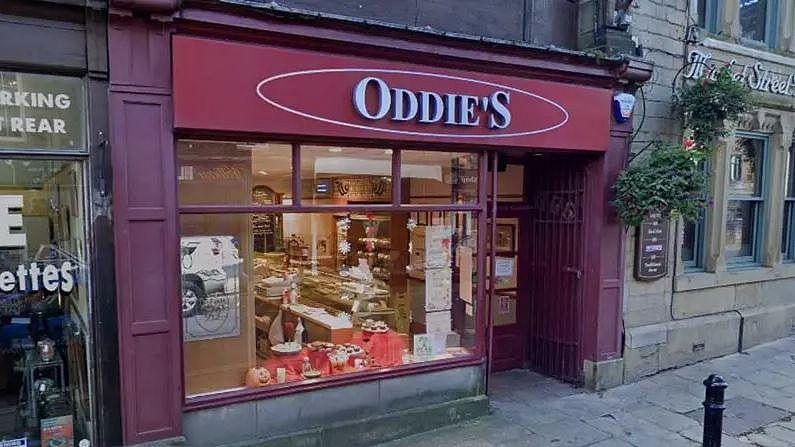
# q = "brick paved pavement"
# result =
<box><xmin>377</xmin><ymin>337</ymin><xmax>795</xmax><ymax>447</ymax></box>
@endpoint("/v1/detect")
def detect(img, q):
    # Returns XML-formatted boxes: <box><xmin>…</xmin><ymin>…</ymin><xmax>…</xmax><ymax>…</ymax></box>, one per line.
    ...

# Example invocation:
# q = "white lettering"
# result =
<box><xmin>60</xmin><ymin>261</ymin><xmax>75</xmax><ymax>293</ymax></box>
<box><xmin>0</xmin><ymin>271</ymin><xmax>14</xmax><ymax>292</ymax></box>
<box><xmin>684</xmin><ymin>50</ymin><xmax>795</xmax><ymax>97</ymax></box>
<box><xmin>488</xmin><ymin>91</ymin><xmax>511</xmax><ymax>129</ymax></box>
<box><xmin>37</xmin><ymin>119</ymin><xmax>52</xmax><ymax>133</ymax></box>
<box><xmin>0</xmin><ymin>195</ymin><xmax>25</xmax><ymax>248</ymax></box>
<box><xmin>53</xmin><ymin>119</ymin><xmax>66</xmax><ymax>134</ymax></box>
<box><xmin>353</xmin><ymin>77</ymin><xmax>391</xmax><ymax>120</ymax></box>
<box><xmin>352</xmin><ymin>77</ymin><xmax>513</xmax><ymax>130</ymax></box>
<box><xmin>29</xmin><ymin>262</ymin><xmax>41</xmax><ymax>291</ymax></box>
<box><xmin>10</xmin><ymin>117</ymin><xmax>22</xmax><ymax>132</ymax></box>
<box><xmin>55</xmin><ymin>94</ymin><xmax>71</xmax><ymax>109</ymax></box>
<box><xmin>42</xmin><ymin>264</ymin><xmax>60</xmax><ymax>292</ymax></box>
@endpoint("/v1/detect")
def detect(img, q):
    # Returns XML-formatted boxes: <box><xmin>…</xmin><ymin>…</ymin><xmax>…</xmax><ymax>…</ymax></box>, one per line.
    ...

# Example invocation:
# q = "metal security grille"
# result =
<box><xmin>527</xmin><ymin>159</ymin><xmax>585</xmax><ymax>382</ymax></box>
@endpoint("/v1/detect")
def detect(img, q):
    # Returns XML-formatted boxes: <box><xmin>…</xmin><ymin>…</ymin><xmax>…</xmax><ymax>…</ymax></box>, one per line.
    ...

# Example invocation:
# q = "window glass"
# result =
<box><xmin>177</xmin><ymin>140</ymin><xmax>293</xmax><ymax>206</ymax></box>
<box><xmin>697</xmin><ymin>0</ymin><xmax>708</xmax><ymax>28</ymax></box>
<box><xmin>682</xmin><ymin>220</ymin><xmax>698</xmax><ymax>263</ymax></box>
<box><xmin>300</xmin><ymin>146</ymin><xmax>393</xmax><ymax>205</ymax></box>
<box><xmin>726</xmin><ymin>135</ymin><xmax>766</xmax><ymax>263</ymax></box>
<box><xmin>728</xmin><ymin>138</ymin><xmax>763</xmax><ymax>197</ymax></box>
<box><xmin>725</xmin><ymin>200</ymin><xmax>757</xmax><ymax>259</ymax></box>
<box><xmin>401</xmin><ymin>151</ymin><xmax>478</xmax><ymax>204</ymax></box>
<box><xmin>0</xmin><ymin>159</ymin><xmax>93</xmax><ymax>444</ymax></box>
<box><xmin>740</xmin><ymin>0</ymin><xmax>768</xmax><ymax>42</ymax></box>
<box><xmin>181</xmin><ymin>211</ymin><xmax>477</xmax><ymax>397</ymax></box>
<box><xmin>784</xmin><ymin>147</ymin><xmax>795</xmax><ymax>259</ymax></box>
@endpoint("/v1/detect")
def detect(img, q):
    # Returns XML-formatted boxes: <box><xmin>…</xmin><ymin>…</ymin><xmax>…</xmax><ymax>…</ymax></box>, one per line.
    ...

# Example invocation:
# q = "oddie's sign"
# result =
<box><xmin>352</xmin><ymin>76</ymin><xmax>511</xmax><ymax>129</ymax></box>
<box><xmin>172</xmin><ymin>36</ymin><xmax>612</xmax><ymax>151</ymax></box>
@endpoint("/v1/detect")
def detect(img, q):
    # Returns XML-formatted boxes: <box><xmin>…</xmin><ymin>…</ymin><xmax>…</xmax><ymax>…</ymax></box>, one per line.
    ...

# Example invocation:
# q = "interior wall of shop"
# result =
<box><xmin>622</xmin><ymin>0</ymin><xmax>795</xmax><ymax>384</ymax></box>
<box><xmin>248</xmin><ymin>0</ymin><xmax>579</xmax><ymax>48</ymax></box>
<box><xmin>0</xmin><ymin>1</ymin><xmax>120</xmax><ymax>445</ymax></box>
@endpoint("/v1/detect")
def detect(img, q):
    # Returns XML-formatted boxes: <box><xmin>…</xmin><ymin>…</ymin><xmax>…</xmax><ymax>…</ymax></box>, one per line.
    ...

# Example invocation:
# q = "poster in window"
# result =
<box><xmin>181</xmin><ymin>235</ymin><xmax>242</xmax><ymax>341</ymax></box>
<box><xmin>40</xmin><ymin>415</ymin><xmax>74</xmax><ymax>447</ymax></box>
<box><xmin>494</xmin><ymin>224</ymin><xmax>515</xmax><ymax>252</ymax></box>
<box><xmin>425</xmin><ymin>267</ymin><xmax>452</xmax><ymax>311</ymax></box>
<box><xmin>492</xmin><ymin>293</ymin><xmax>517</xmax><ymax>326</ymax></box>
<box><xmin>493</xmin><ymin>256</ymin><xmax>517</xmax><ymax>289</ymax></box>
<box><xmin>424</xmin><ymin>225</ymin><xmax>451</xmax><ymax>268</ymax></box>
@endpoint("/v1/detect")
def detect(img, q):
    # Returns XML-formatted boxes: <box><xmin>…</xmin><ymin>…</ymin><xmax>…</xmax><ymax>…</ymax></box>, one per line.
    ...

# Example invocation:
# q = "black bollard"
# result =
<box><xmin>702</xmin><ymin>374</ymin><xmax>728</xmax><ymax>447</ymax></box>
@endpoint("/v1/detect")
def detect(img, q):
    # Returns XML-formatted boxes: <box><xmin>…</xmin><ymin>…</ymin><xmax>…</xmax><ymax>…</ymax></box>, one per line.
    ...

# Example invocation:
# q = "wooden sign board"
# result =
<box><xmin>634</xmin><ymin>213</ymin><xmax>669</xmax><ymax>281</ymax></box>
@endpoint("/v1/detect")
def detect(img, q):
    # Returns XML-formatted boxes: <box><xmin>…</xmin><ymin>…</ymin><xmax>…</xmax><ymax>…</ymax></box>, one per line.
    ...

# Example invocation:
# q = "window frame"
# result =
<box><xmin>726</xmin><ymin>133</ymin><xmax>768</xmax><ymax>267</ymax></box>
<box><xmin>176</xmin><ymin>139</ymin><xmax>490</xmax><ymax>408</ymax></box>
<box><xmin>783</xmin><ymin>144</ymin><xmax>795</xmax><ymax>261</ymax></box>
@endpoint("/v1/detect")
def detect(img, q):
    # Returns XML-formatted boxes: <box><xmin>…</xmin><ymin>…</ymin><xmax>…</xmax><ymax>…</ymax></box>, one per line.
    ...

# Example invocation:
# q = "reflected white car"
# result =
<box><xmin>180</xmin><ymin>236</ymin><xmax>240</xmax><ymax>316</ymax></box>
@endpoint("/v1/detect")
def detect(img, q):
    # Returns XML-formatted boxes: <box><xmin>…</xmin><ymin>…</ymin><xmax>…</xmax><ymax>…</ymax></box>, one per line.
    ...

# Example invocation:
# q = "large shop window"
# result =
<box><xmin>177</xmin><ymin>140</ymin><xmax>481</xmax><ymax>398</ymax></box>
<box><xmin>725</xmin><ymin>135</ymin><xmax>766</xmax><ymax>264</ymax></box>
<box><xmin>0</xmin><ymin>159</ymin><xmax>92</xmax><ymax>443</ymax></box>
<box><xmin>783</xmin><ymin>144</ymin><xmax>795</xmax><ymax>260</ymax></box>
<box><xmin>739</xmin><ymin>0</ymin><xmax>779</xmax><ymax>46</ymax></box>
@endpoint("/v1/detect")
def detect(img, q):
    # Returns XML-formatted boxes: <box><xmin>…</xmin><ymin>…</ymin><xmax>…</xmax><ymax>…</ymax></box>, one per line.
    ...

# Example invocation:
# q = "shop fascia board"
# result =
<box><xmin>673</xmin><ymin>262</ymin><xmax>795</xmax><ymax>292</ymax></box>
<box><xmin>172</xmin><ymin>3</ymin><xmax>651</xmax><ymax>88</ymax></box>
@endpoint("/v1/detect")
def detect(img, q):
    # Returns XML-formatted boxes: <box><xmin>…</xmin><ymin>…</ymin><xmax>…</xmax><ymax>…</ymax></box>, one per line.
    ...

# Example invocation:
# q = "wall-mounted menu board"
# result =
<box><xmin>634</xmin><ymin>213</ymin><xmax>669</xmax><ymax>281</ymax></box>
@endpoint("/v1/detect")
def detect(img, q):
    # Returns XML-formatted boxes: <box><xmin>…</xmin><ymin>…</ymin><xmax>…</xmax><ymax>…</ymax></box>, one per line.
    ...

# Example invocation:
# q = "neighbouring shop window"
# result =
<box><xmin>177</xmin><ymin>141</ymin><xmax>481</xmax><ymax>397</ymax></box>
<box><xmin>783</xmin><ymin>145</ymin><xmax>795</xmax><ymax>260</ymax></box>
<box><xmin>725</xmin><ymin>135</ymin><xmax>766</xmax><ymax>264</ymax></box>
<box><xmin>739</xmin><ymin>0</ymin><xmax>780</xmax><ymax>46</ymax></box>
<box><xmin>0</xmin><ymin>159</ymin><xmax>92</xmax><ymax>445</ymax></box>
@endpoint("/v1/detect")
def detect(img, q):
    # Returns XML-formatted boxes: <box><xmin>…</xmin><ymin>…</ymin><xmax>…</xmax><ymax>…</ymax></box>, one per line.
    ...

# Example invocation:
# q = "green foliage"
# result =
<box><xmin>613</xmin><ymin>142</ymin><xmax>709</xmax><ymax>228</ymax></box>
<box><xmin>673</xmin><ymin>65</ymin><xmax>753</xmax><ymax>147</ymax></box>
<box><xmin>613</xmin><ymin>65</ymin><xmax>753</xmax><ymax>227</ymax></box>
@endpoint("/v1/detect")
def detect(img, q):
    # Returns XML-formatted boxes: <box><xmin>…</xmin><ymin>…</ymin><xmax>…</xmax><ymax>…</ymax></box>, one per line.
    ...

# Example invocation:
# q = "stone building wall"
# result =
<box><xmin>621</xmin><ymin>0</ymin><xmax>795</xmax><ymax>384</ymax></box>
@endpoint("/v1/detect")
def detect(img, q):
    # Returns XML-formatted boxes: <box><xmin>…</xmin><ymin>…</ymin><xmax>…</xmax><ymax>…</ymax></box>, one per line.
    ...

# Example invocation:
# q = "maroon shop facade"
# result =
<box><xmin>108</xmin><ymin>1</ymin><xmax>651</xmax><ymax>445</ymax></box>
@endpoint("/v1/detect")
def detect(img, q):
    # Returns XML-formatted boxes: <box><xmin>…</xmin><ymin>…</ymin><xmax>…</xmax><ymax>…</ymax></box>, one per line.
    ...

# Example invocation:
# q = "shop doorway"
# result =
<box><xmin>490</xmin><ymin>155</ymin><xmax>586</xmax><ymax>383</ymax></box>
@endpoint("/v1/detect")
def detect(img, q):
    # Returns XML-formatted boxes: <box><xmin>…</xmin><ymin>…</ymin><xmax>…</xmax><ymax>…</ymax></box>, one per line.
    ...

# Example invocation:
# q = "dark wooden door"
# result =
<box><xmin>490</xmin><ymin>210</ymin><xmax>529</xmax><ymax>372</ymax></box>
<box><xmin>526</xmin><ymin>159</ymin><xmax>586</xmax><ymax>382</ymax></box>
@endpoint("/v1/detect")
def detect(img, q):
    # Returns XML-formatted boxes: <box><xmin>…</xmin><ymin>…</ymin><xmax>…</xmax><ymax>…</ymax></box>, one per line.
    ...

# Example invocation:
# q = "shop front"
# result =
<box><xmin>108</xmin><ymin>2</ymin><xmax>650</xmax><ymax>445</ymax></box>
<box><xmin>0</xmin><ymin>2</ymin><xmax>115</xmax><ymax>446</ymax></box>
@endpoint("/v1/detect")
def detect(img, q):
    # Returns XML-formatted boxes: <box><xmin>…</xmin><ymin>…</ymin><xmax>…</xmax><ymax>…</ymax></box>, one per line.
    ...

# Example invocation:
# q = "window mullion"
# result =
<box><xmin>292</xmin><ymin>143</ymin><xmax>301</xmax><ymax>207</ymax></box>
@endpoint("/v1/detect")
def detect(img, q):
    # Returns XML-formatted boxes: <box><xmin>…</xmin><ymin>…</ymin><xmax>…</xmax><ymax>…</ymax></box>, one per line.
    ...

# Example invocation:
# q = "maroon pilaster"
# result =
<box><xmin>109</xmin><ymin>7</ymin><xmax>182</xmax><ymax>444</ymax></box>
<box><xmin>580</xmin><ymin>80</ymin><xmax>649</xmax><ymax>364</ymax></box>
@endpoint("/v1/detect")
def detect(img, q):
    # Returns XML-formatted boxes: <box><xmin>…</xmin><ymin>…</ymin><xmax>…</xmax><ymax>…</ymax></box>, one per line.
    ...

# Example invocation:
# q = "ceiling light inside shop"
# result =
<box><xmin>327</xmin><ymin>147</ymin><xmax>343</xmax><ymax>153</ymax></box>
<box><xmin>257</xmin><ymin>170</ymin><xmax>269</xmax><ymax>176</ymax></box>
<box><xmin>314</xmin><ymin>157</ymin><xmax>441</xmax><ymax>180</ymax></box>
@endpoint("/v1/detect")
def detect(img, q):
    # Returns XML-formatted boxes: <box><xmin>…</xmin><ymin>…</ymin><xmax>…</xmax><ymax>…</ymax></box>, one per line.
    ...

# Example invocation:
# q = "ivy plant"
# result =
<box><xmin>613</xmin><ymin>65</ymin><xmax>752</xmax><ymax>227</ymax></box>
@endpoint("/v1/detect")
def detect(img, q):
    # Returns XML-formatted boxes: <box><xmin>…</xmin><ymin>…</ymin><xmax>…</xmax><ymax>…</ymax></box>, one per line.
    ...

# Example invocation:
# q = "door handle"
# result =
<box><xmin>563</xmin><ymin>267</ymin><xmax>582</xmax><ymax>279</ymax></box>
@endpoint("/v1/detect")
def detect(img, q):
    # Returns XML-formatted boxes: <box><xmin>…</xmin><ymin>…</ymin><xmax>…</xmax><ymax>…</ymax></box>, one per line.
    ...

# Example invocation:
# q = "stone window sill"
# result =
<box><xmin>674</xmin><ymin>263</ymin><xmax>795</xmax><ymax>292</ymax></box>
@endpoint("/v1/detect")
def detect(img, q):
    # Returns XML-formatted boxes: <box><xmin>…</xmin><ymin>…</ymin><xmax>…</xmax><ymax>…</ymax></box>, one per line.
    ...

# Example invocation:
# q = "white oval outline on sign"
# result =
<box><xmin>255</xmin><ymin>68</ymin><xmax>570</xmax><ymax>139</ymax></box>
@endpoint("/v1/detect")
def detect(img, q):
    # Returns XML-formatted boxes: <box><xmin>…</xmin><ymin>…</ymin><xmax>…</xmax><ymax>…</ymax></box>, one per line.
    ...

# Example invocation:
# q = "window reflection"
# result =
<box><xmin>740</xmin><ymin>0</ymin><xmax>769</xmax><ymax>42</ymax></box>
